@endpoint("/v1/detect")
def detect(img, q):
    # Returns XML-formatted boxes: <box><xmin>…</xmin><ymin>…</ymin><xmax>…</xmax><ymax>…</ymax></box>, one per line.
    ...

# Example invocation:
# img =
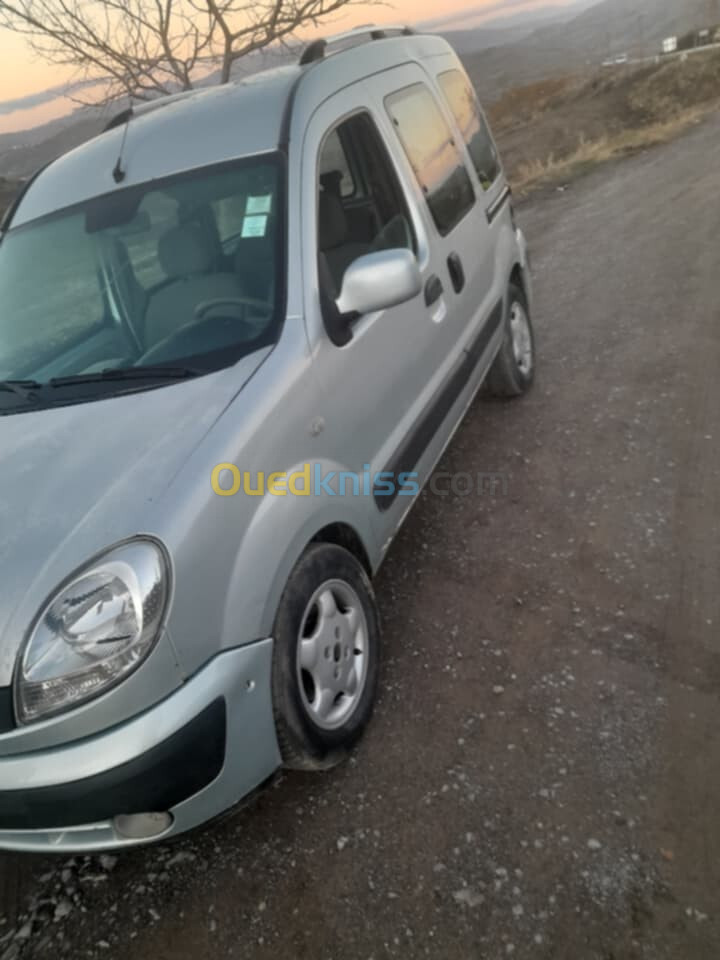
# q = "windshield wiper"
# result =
<box><xmin>0</xmin><ymin>379</ymin><xmax>43</xmax><ymax>400</ymax></box>
<box><xmin>49</xmin><ymin>366</ymin><xmax>201</xmax><ymax>388</ymax></box>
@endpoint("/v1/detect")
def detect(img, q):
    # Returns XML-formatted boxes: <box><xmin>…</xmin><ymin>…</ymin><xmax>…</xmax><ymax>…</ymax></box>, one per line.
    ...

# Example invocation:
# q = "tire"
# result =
<box><xmin>271</xmin><ymin>543</ymin><xmax>380</xmax><ymax>771</ymax></box>
<box><xmin>486</xmin><ymin>281</ymin><xmax>536</xmax><ymax>398</ymax></box>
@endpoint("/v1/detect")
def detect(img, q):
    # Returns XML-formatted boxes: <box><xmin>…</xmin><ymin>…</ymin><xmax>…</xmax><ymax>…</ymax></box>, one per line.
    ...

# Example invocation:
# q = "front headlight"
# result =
<box><xmin>15</xmin><ymin>539</ymin><xmax>170</xmax><ymax>724</ymax></box>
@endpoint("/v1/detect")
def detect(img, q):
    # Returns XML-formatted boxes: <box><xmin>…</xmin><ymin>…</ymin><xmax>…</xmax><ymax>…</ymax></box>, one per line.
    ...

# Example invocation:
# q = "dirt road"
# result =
<box><xmin>2</xmin><ymin>111</ymin><xmax>720</xmax><ymax>960</ymax></box>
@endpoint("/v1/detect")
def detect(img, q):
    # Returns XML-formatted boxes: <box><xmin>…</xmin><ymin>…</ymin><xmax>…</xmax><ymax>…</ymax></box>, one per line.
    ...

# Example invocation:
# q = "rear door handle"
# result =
<box><xmin>447</xmin><ymin>252</ymin><xmax>465</xmax><ymax>293</ymax></box>
<box><xmin>424</xmin><ymin>274</ymin><xmax>444</xmax><ymax>307</ymax></box>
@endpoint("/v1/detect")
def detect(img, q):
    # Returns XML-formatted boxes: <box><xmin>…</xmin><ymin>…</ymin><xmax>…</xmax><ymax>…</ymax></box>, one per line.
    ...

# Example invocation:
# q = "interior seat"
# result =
<box><xmin>318</xmin><ymin>191</ymin><xmax>373</xmax><ymax>295</ymax></box>
<box><xmin>145</xmin><ymin>222</ymin><xmax>246</xmax><ymax>347</ymax></box>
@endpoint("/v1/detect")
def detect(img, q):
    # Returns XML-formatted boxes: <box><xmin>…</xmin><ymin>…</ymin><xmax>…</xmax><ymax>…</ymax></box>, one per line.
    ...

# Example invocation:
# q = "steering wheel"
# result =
<box><xmin>138</xmin><ymin>297</ymin><xmax>274</xmax><ymax>365</ymax></box>
<box><xmin>195</xmin><ymin>296</ymin><xmax>271</xmax><ymax>324</ymax></box>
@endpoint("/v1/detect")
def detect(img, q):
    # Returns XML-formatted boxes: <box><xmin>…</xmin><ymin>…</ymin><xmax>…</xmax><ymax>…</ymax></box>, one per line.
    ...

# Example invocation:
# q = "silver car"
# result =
<box><xmin>0</xmin><ymin>27</ymin><xmax>534</xmax><ymax>851</ymax></box>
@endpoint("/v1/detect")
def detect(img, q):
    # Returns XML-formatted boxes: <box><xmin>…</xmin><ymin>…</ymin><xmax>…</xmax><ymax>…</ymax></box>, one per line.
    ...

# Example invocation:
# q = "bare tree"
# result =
<box><xmin>0</xmin><ymin>0</ymin><xmax>376</xmax><ymax>103</ymax></box>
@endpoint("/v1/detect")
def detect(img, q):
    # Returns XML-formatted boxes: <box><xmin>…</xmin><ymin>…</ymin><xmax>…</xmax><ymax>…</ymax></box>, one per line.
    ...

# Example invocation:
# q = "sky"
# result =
<box><xmin>0</xmin><ymin>0</ymin><xmax>577</xmax><ymax>134</ymax></box>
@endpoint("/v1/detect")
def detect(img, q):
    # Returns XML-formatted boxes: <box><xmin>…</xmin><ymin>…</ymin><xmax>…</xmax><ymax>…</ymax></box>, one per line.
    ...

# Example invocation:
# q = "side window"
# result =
<box><xmin>319</xmin><ymin>128</ymin><xmax>356</xmax><ymax>199</ymax></box>
<box><xmin>317</xmin><ymin>112</ymin><xmax>417</xmax><ymax>299</ymax></box>
<box><xmin>385</xmin><ymin>83</ymin><xmax>475</xmax><ymax>236</ymax></box>
<box><xmin>438</xmin><ymin>70</ymin><xmax>501</xmax><ymax>191</ymax></box>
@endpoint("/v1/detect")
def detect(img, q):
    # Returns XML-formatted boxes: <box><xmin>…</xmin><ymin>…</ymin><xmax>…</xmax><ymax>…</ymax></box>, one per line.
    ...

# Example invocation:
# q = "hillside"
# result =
<box><xmin>441</xmin><ymin>0</ymin><xmax>600</xmax><ymax>55</ymax></box>
<box><xmin>0</xmin><ymin>177</ymin><xmax>19</xmax><ymax>218</ymax></box>
<box><xmin>463</xmin><ymin>0</ymin><xmax>718</xmax><ymax>98</ymax></box>
<box><xmin>0</xmin><ymin>114</ymin><xmax>106</xmax><ymax>179</ymax></box>
<box><xmin>489</xmin><ymin>47</ymin><xmax>720</xmax><ymax>190</ymax></box>
<box><xmin>555</xmin><ymin>0</ymin><xmax>720</xmax><ymax>54</ymax></box>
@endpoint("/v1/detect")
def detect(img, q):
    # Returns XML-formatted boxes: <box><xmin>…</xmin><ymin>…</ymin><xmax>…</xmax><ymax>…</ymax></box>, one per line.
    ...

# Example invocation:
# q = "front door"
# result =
<box><xmin>301</xmin><ymin>88</ymin><xmax>454</xmax><ymax>539</ymax></box>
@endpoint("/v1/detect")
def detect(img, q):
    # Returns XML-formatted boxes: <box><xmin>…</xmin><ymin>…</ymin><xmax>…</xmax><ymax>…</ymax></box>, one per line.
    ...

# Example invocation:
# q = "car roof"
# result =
<box><xmin>10</xmin><ymin>32</ymin><xmax>453</xmax><ymax>227</ymax></box>
<box><xmin>11</xmin><ymin>66</ymin><xmax>301</xmax><ymax>227</ymax></box>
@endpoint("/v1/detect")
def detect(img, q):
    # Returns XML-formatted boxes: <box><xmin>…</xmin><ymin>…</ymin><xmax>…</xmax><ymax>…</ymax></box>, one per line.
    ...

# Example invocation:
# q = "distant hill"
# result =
<box><xmin>0</xmin><ymin>177</ymin><xmax>19</xmax><ymax>218</ymax></box>
<box><xmin>441</xmin><ymin>0</ymin><xmax>601</xmax><ymax>54</ymax></box>
<box><xmin>464</xmin><ymin>0</ymin><xmax>719</xmax><ymax>97</ymax></box>
<box><xmin>553</xmin><ymin>0</ymin><xmax>720</xmax><ymax>53</ymax></box>
<box><xmin>0</xmin><ymin>113</ymin><xmax>107</xmax><ymax>179</ymax></box>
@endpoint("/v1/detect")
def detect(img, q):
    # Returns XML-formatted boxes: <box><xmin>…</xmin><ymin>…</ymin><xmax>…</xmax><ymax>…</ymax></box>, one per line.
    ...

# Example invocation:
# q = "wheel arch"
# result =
<box><xmin>214</xmin><ymin>476</ymin><xmax>380</xmax><ymax>654</ymax></box>
<box><xmin>509</xmin><ymin>262</ymin><xmax>528</xmax><ymax>300</ymax></box>
<box><xmin>310</xmin><ymin>522</ymin><xmax>373</xmax><ymax>576</ymax></box>
<box><xmin>253</xmin><ymin>512</ymin><xmax>377</xmax><ymax>642</ymax></box>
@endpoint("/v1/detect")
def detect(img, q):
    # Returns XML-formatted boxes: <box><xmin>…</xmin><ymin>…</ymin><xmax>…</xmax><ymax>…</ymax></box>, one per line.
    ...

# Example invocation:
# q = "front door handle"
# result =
<box><xmin>447</xmin><ymin>252</ymin><xmax>465</xmax><ymax>294</ymax></box>
<box><xmin>424</xmin><ymin>274</ymin><xmax>444</xmax><ymax>307</ymax></box>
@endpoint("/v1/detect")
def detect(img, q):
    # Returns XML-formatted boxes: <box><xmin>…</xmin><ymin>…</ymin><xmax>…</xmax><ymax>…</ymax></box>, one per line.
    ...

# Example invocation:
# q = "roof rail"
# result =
<box><xmin>299</xmin><ymin>24</ymin><xmax>415</xmax><ymax>66</ymax></box>
<box><xmin>102</xmin><ymin>88</ymin><xmax>202</xmax><ymax>133</ymax></box>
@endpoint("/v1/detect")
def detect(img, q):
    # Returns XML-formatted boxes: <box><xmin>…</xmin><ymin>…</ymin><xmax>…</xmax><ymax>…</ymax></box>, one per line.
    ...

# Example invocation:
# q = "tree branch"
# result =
<box><xmin>0</xmin><ymin>0</ymin><xmax>381</xmax><ymax>102</ymax></box>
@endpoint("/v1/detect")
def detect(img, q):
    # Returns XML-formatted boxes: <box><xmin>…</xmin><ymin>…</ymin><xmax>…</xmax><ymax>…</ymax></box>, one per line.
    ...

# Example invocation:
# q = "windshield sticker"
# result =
<box><xmin>246</xmin><ymin>195</ymin><xmax>272</xmax><ymax>215</ymax></box>
<box><xmin>241</xmin><ymin>214</ymin><xmax>268</xmax><ymax>238</ymax></box>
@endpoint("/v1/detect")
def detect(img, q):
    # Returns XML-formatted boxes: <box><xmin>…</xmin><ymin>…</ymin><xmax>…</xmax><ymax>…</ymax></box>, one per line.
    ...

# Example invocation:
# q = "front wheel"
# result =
<box><xmin>271</xmin><ymin>544</ymin><xmax>380</xmax><ymax>770</ymax></box>
<box><xmin>486</xmin><ymin>281</ymin><xmax>535</xmax><ymax>398</ymax></box>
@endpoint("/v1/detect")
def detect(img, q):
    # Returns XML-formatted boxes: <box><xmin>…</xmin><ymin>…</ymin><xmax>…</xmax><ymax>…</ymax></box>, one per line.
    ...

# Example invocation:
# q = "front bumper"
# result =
<box><xmin>0</xmin><ymin>640</ymin><xmax>281</xmax><ymax>852</ymax></box>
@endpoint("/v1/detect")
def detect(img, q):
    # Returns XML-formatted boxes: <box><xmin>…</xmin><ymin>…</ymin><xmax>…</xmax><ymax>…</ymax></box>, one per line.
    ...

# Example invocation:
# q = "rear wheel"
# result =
<box><xmin>486</xmin><ymin>281</ymin><xmax>535</xmax><ymax>398</ymax></box>
<box><xmin>271</xmin><ymin>544</ymin><xmax>380</xmax><ymax>770</ymax></box>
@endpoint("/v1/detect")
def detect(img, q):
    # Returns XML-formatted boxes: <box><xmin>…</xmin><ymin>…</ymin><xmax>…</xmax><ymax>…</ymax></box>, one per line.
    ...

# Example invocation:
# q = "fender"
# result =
<box><xmin>219</xmin><ymin>457</ymin><xmax>379</xmax><ymax>652</ymax></box>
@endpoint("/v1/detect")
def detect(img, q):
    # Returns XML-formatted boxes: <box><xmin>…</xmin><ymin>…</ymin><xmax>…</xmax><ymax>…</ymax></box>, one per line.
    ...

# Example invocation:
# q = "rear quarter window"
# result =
<box><xmin>385</xmin><ymin>83</ymin><xmax>475</xmax><ymax>236</ymax></box>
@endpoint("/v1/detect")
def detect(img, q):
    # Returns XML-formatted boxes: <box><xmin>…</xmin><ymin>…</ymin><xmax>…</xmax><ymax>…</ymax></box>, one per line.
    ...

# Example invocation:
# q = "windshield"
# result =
<box><xmin>0</xmin><ymin>154</ymin><xmax>284</xmax><ymax>406</ymax></box>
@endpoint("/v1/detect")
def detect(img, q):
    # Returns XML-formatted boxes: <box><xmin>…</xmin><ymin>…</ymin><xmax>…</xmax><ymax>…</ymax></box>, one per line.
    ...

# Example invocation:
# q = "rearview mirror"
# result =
<box><xmin>336</xmin><ymin>249</ymin><xmax>422</xmax><ymax>317</ymax></box>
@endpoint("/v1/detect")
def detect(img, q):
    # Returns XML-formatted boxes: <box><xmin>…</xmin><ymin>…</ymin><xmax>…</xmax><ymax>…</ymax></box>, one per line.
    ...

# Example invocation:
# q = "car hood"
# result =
<box><xmin>0</xmin><ymin>351</ymin><xmax>269</xmax><ymax>686</ymax></box>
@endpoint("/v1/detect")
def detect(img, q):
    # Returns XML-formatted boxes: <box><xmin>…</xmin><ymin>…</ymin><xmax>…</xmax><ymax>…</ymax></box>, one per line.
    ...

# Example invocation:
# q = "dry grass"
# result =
<box><xmin>511</xmin><ymin>105</ymin><xmax>712</xmax><ymax>194</ymax></box>
<box><xmin>491</xmin><ymin>49</ymin><xmax>720</xmax><ymax>196</ymax></box>
<box><xmin>487</xmin><ymin>75</ymin><xmax>580</xmax><ymax>132</ymax></box>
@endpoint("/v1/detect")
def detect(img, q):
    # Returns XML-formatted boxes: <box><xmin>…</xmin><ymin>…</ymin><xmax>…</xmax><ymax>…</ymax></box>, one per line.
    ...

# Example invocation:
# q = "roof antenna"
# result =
<box><xmin>109</xmin><ymin>106</ymin><xmax>134</xmax><ymax>184</ymax></box>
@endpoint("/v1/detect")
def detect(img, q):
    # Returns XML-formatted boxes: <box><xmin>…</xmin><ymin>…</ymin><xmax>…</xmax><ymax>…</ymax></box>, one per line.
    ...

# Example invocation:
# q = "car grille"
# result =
<box><xmin>0</xmin><ymin>688</ymin><xmax>14</xmax><ymax>733</ymax></box>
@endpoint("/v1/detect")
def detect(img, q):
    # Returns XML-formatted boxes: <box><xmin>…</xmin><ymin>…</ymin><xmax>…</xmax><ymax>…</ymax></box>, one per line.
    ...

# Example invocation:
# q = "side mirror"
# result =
<box><xmin>336</xmin><ymin>249</ymin><xmax>422</xmax><ymax>317</ymax></box>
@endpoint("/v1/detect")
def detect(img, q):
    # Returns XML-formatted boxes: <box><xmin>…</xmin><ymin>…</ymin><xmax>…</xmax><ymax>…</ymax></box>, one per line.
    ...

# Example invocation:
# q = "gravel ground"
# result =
<box><xmin>2</xmin><ymin>110</ymin><xmax>720</xmax><ymax>960</ymax></box>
